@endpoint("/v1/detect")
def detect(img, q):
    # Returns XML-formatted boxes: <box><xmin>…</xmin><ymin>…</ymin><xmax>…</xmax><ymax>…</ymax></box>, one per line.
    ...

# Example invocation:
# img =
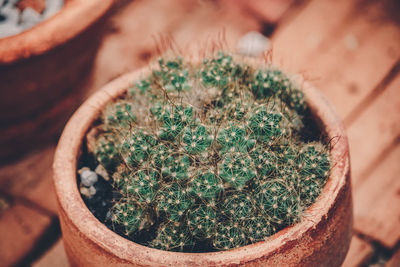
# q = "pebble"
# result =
<box><xmin>95</xmin><ymin>164</ymin><xmax>110</xmax><ymax>181</ymax></box>
<box><xmin>88</xmin><ymin>185</ymin><xmax>97</xmax><ymax>196</ymax></box>
<box><xmin>80</xmin><ymin>168</ymin><xmax>99</xmax><ymax>187</ymax></box>
<box><xmin>0</xmin><ymin>0</ymin><xmax>64</xmax><ymax>38</ymax></box>
<box><xmin>20</xmin><ymin>7</ymin><xmax>41</xmax><ymax>29</ymax></box>
<box><xmin>80</xmin><ymin>186</ymin><xmax>91</xmax><ymax>198</ymax></box>
<box><xmin>105</xmin><ymin>211</ymin><xmax>112</xmax><ymax>221</ymax></box>
<box><xmin>42</xmin><ymin>0</ymin><xmax>63</xmax><ymax>19</ymax></box>
<box><xmin>80</xmin><ymin>185</ymin><xmax>97</xmax><ymax>198</ymax></box>
<box><xmin>237</xmin><ymin>31</ymin><xmax>271</xmax><ymax>57</ymax></box>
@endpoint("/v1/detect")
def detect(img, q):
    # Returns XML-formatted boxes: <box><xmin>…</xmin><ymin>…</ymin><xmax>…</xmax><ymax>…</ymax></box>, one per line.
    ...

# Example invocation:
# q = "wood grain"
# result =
<box><xmin>348</xmin><ymin>75</ymin><xmax>400</xmax><ymax>187</ymax></box>
<box><xmin>271</xmin><ymin>0</ymin><xmax>357</xmax><ymax>72</ymax></box>
<box><xmin>33</xmin><ymin>239</ymin><xmax>69</xmax><ymax>267</ymax></box>
<box><xmin>0</xmin><ymin>202</ymin><xmax>51</xmax><ymax>267</ymax></box>
<box><xmin>342</xmin><ymin>235</ymin><xmax>373</xmax><ymax>267</ymax></box>
<box><xmin>0</xmin><ymin>147</ymin><xmax>58</xmax><ymax>215</ymax></box>
<box><xmin>272</xmin><ymin>0</ymin><xmax>400</xmax><ymax>120</ymax></box>
<box><xmin>1</xmin><ymin>0</ymin><xmax>399</xmax><ymax>265</ymax></box>
<box><xmin>353</xmin><ymin>143</ymin><xmax>400</xmax><ymax>248</ymax></box>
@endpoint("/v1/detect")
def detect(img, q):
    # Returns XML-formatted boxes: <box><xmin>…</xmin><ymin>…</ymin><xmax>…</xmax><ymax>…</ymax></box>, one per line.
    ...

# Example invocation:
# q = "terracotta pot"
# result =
<box><xmin>0</xmin><ymin>0</ymin><xmax>114</xmax><ymax>162</ymax></box>
<box><xmin>53</xmin><ymin>67</ymin><xmax>353</xmax><ymax>266</ymax></box>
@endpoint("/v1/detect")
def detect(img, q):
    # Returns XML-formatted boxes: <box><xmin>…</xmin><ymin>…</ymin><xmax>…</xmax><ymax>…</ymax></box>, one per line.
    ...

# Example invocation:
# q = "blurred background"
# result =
<box><xmin>0</xmin><ymin>0</ymin><xmax>399</xmax><ymax>266</ymax></box>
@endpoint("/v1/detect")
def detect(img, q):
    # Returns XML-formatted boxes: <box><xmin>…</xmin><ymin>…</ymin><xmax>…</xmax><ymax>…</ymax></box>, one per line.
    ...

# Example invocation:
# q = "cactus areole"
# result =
<box><xmin>79</xmin><ymin>52</ymin><xmax>332</xmax><ymax>253</ymax></box>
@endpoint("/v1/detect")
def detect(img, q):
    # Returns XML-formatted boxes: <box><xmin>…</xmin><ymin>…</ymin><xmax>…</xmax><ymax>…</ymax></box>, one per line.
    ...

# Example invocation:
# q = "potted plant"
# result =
<box><xmin>0</xmin><ymin>0</ymin><xmax>114</xmax><ymax>162</ymax></box>
<box><xmin>53</xmin><ymin>52</ymin><xmax>352</xmax><ymax>266</ymax></box>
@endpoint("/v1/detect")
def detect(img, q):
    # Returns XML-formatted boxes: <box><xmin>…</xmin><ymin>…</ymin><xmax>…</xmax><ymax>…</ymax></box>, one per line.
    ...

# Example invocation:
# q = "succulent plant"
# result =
<box><xmin>85</xmin><ymin>51</ymin><xmax>331</xmax><ymax>252</ymax></box>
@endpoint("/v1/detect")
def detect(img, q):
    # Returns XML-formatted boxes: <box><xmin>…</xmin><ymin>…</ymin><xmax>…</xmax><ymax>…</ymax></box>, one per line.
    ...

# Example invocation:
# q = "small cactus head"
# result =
<box><xmin>111</xmin><ymin>199</ymin><xmax>145</xmax><ymax>236</ymax></box>
<box><xmin>189</xmin><ymin>170</ymin><xmax>223</xmax><ymax>200</ymax></box>
<box><xmin>156</xmin><ymin>183</ymin><xmax>194</xmax><ymax>222</ymax></box>
<box><xmin>213</xmin><ymin>221</ymin><xmax>247</xmax><ymax>250</ymax></box>
<box><xmin>150</xmin><ymin>221</ymin><xmax>194</xmax><ymax>251</ymax></box>
<box><xmin>85</xmin><ymin>51</ymin><xmax>331</xmax><ymax>252</ymax></box>
<box><xmin>187</xmin><ymin>204</ymin><xmax>218</xmax><ymax>239</ymax></box>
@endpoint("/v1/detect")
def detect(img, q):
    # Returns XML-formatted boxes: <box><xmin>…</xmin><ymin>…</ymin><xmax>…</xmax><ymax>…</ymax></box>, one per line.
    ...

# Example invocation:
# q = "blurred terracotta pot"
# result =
<box><xmin>53</xmin><ymin>68</ymin><xmax>353</xmax><ymax>267</ymax></box>
<box><xmin>0</xmin><ymin>0</ymin><xmax>114</xmax><ymax>162</ymax></box>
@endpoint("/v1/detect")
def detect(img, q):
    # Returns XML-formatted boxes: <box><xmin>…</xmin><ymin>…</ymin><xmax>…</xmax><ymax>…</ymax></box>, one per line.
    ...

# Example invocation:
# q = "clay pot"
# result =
<box><xmin>53</xmin><ymin>67</ymin><xmax>352</xmax><ymax>266</ymax></box>
<box><xmin>0</xmin><ymin>0</ymin><xmax>114</xmax><ymax>162</ymax></box>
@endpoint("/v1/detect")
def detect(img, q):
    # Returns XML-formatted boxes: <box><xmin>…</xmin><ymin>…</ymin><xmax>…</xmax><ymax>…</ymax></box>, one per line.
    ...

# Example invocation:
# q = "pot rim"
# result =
<box><xmin>0</xmin><ymin>0</ymin><xmax>114</xmax><ymax>64</ymax></box>
<box><xmin>53</xmin><ymin>64</ymin><xmax>350</xmax><ymax>266</ymax></box>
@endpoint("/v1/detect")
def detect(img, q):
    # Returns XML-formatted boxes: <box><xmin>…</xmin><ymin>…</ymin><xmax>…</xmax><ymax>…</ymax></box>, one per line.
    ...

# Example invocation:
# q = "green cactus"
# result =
<box><xmin>111</xmin><ymin>198</ymin><xmax>145</xmax><ymax>236</ymax></box>
<box><xmin>153</xmin><ymin>57</ymin><xmax>191</xmax><ymax>92</ymax></box>
<box><xmin>187</xmin><ymin>204</ymin><xmax>218</xmax><ymax>239</ymax></box>
<box><xmin>150</xmin><ymin>221</ymin><xmax>194</xmax><ymax>251</ymax></box>
<box><xmin>218</xmin><ymin>152</ymin><xmax>256</xmax><ymax>190</ymax></box>
<box><xmin>182</xmin><ymin>124</ymin><xmax>213</xmax><ymax>155</ymax></box>
<box><xmin>113</xmin><ymin>167</ymin><xmax>160</xmax><ymax>205</ymax></box>
<box><xmin>243</xmin><ymin>215</ymin><xmax>277</xmax><ymax>243</ymax></box>
<box><xmin>121</xmin><ymin>130</ymin><xmax>157</xmax><ymax>168</ymax></box>
<box><xmin>213</xmin><ymin>221</ymin><xmax>247</xmax><ymax>250</ymax></box>
<box><xmin>221</xmin><ymin>193</ymin><xmax>255</xmax><ymax>221</ymax></box>
<box><xmin>157</xmin><ymin>104</ymin><xmax>193</xmax><ymax>141</ymax></box>
<box><xmin>84</xmin><ymin>51</ymin><xmax>331</xmax><ymax>252</ymax></box>
<box><xmin>189</xmin><ymin>170</ymin><xmax>223</xmax><ymax>200</ymax></box>
<box><xmin>156</xmin><ymin>183</ymin><xmax>194</xmax><ymax>222</ymax></box>
<box><xmin>94</xmin><ymin>134</ymin><xmax>121</xmax><ymax>171</ymax></box>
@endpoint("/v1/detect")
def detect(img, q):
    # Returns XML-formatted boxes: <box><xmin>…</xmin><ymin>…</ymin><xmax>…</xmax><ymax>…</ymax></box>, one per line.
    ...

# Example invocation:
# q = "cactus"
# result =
<box><xmin>84</xmin><ymin>52</ymin><xmax>331</xmax><ymax>252</ymax></box>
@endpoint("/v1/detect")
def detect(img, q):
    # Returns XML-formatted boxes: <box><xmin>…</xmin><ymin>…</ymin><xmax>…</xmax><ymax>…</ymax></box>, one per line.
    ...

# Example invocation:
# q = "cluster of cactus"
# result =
<box><xmin>87</xmin><ymin>52</ymin><xmax>330</xmax><ymax>252</ymax></box>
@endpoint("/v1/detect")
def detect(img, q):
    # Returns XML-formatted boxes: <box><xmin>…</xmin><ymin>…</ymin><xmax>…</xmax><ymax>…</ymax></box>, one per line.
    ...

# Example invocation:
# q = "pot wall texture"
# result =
<box><xmin>54</xmin><ymin>69</ymin><xmax>353</xmax><ymax>267</ymax></box>
<box><xmin>0</xmin><ymin>0</ymin><xmax>114</xmax><ymax>162</ymax></box>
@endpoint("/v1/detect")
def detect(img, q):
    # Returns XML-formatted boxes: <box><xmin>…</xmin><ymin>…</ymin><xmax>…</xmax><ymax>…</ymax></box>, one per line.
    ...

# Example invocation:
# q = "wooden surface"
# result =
<box><xmin>0</xmin><ymin>0</ymin><xmax>399</xmax><ymax>266</ymax></box>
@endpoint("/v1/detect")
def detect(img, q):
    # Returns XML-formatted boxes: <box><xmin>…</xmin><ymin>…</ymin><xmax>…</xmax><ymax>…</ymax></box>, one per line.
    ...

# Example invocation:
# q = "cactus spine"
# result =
<box><xmin>87</xmin><ymin>52</ymin><xmax>330</xmax><ymax>252</ymax></box>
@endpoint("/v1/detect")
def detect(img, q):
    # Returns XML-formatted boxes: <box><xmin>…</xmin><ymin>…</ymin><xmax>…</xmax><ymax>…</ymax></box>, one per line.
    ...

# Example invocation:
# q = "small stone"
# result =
<box><xmin>105</xmin><ymin>211</ymin><xmax>112</xmax><ymax>221</ymax></box>
<box><xmin>0</xmin><ymin>0</ymin><xmax>64</xmax><ymax>38</ymax></box>
<box><xmin>237</xmin><ymin>31</ymin><xmax>271</xmax><ymax>57</ymax></box>
<box><xmin>80</xmin><ymin>186</ymin><xmax>91</xmax><ymax>198</ymax></box>
<box><xmin>42</xmin><ymin>0</ymin><xmax>63</xmax><ymax>19</ymax></box>
<box><xmin>0</xmin><ymin>3</ymin><xmax>19</xmax><ymax>24</ymax></box>
<box><xmin>2</xmin><ymin>0</ymin><xmax>19</xmax><ymax>8</ymax></box>
<box><xmin>95</xmin><ymin>164</ymin><xmax>110</xmax><ymax>181</ymax></box>
<box><xmin>88</xmin><ymin>186</ymin><xmax>97</xmax><ymax>196</ymax></box>
<box><xmin>20</xmin><ymin>7</ymin><xmax>41</xmax><ymax>29</ymax></box>
<box><xmin>0</xmin><ymin>24</ymin><xmax>21</xmax><ymax>37</ymax></box>
<box><xmin>0</xmin><ymin>1</ymin><xmax>24</xmax><ymax>38</ymax></box>
<box><xmin>79</xmin><ymin>167</ymin><xmax>98</xmax><ymax>187</ymax></box>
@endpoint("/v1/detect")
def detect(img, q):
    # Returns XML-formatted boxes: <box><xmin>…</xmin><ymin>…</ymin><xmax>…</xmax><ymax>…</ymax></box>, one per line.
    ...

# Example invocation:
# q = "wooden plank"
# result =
<box><xmin>0</xmin><ymin>201</ymin><xmax>52</xmax><ymax>267</ymax></box>
<box><xmin>0</xmin><ymin>0</ymin><xmax>268</xmax><ymax>214</ymax></box>
<box><xmin>271</xmin><ymin>0</ymin><xmax>357</xmax><ymax>71</ymax></box>
<box><xmin>353</xmin><ymin>142</ymin><xmax>400</xmax><ymax>248</ymax></box>
<box><xmin>170</xmin><ymin>2</ymin><xmax>261</xmax><ymax>54</ymax></box>
<box><xmin>89</xmin><ymin>0</ymin><xmax>266</xmax><ymax>94</ymax></box>
<box><xmin>88</xmin><ymin>0</ymin><xmax>191</xmax><ymax>92</ymax></box>
<box><xmin>272</xmin><ymin>0</ymin><xmax>400</xmax><ymax>119</ymax></box>
<box><xmin>220</xmin><ymin>0</ymin><xmax>294</xmax><ymax>24</ymax></box>
<box><xmin>0</xmin><ymin>146</ymin><xmax>58</xmax><ymax>215</ymax></box>
<box><xmin>33</xmin><ymin>239</ymin><xmax>69</xmax><ymax>267</ymax></box>
<box><xmin>310</xmin><ymin>1</ymin><xmax>400</xmax><ymax>120</ymax></box>
<box><xmin>348</xmin><ymin>75</ymin><xmax>400</xmax><ymax>187</ymax></box>
<box><xmin>342</xmin><ymin>235</ymin><xmax>373</xmax><ymax>267</ymax></box>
